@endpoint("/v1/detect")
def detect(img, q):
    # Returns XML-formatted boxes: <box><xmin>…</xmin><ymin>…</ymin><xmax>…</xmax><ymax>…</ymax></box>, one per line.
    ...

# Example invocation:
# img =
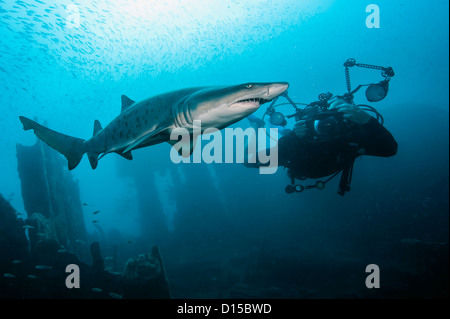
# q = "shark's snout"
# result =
<box><xmin>229</xmin><ymin>82</ymin><xmax>289</xmax><ymax>110</ymax></box>
<box><xmin>267</xmin><ymin>82</ymin><xmax>289</xmax><ymax>99</ymax></box>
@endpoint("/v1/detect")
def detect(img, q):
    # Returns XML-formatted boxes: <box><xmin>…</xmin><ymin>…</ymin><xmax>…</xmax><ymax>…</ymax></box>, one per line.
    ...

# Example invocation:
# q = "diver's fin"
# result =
<box><xmin>121</xmin><ymin>95</ymin><xmax>135</xmax><ymax>112</ymax></box>
<box><xmin>122</xmin><ymin>126</ymin><xmax>167</xmax><ymax>153</ymax></box>
<box><xmin>115</xmin><ymin>150</ymin><xmax>133</xmax><ymax>160</ymax></box>
<box><xmin>19</xmin><ymin>116</ymin><xmax>86</xmax><ymax>170</ymax></box>
<box><xmin>93</xmin><ymin>120</ymin><xmax>102</xmax><ymax>136</ymax></box>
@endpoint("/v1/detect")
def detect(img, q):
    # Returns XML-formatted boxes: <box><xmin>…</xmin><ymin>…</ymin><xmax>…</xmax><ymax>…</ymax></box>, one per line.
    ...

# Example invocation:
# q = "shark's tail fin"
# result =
<box><xmin>19</xmin><ymin>116</ymin><xmax>86</xmax><ymax>170</ymax></box>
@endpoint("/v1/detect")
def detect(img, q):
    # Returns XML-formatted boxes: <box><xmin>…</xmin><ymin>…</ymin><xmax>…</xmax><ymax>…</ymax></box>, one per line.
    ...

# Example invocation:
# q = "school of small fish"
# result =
<box><xmin>0</xmin><ymin>0</ymin><xmax>323</xmax><ymax>150</ymax></box>
<box><xmin>1</xmin><ymin>0</ymin><xmax>312</xmax><ymax>84</ymax></box>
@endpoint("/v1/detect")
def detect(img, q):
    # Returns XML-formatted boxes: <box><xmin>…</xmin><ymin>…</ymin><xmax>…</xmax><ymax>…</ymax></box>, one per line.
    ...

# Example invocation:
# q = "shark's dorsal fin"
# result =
<box><xmin>93</xmin><ymin>120</ymin><xmax>102</xmax><ymax>136</ymax></box>
<box><xmin>121</xmin><ymin>95</ymin><xmax>135</xmax><ymax>112</ymax></box>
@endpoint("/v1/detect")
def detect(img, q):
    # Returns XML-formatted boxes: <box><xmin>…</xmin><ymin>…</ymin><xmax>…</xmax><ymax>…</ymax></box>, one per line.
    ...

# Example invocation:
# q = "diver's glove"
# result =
<box><xmin>294</xmin><ymin>120</ymin><xmax>308</xmax><ymax>138</ymax></box>
<box><xmin>330</xmin><ymin>99</ymin><xmax>371</xmax><ymax>125</ymax></box>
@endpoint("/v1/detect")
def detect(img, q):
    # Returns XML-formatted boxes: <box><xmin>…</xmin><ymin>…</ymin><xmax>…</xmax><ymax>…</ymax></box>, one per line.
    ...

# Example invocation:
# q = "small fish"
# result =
<box><xmin>92</xmin><ymin>288</ymin><xmax>103</xmax><ymax>293</ymax></box>
<box><xmin>108</xmin><ymin>292</ymin><xmax>123</xmax><ymax>299</ymax></box>
<box><xmin>22</xmin><ymin>225</ymin><xmax>35</xmax><ymax>229</ymax></box>
<box><xmin>104</xmin><ymin>256</ymin><xmax>113</xmax><ymax>261</ymax></box>
<box><xmin>27</xmin><ymin>275</ymin><xmax>37</xmax><ymax>279</ymax></box>
<box><xmin>35</xmin><ymin>265</ymin><xmax>52</xmax><ymax>270</ymax></box>
<box><xmin>92</xmin><ymin>210</ymin><xmax>100</xmax><ymax>215</ymax></box>
<box><xmin>3</xmin><ymin>273</ymin><xmax>15</xmax><ymax>279</ymax></box>
<box><xmin>92</xmin><ymin>220</ymin><xmax>99</xmax><ymax>223</ymax></box>
<box><xmin>82</xmin><ymin>203</ymin><xmax>89</xmax><ymax>206</ymax></box>
<box><xmin>57</xmin><ymin>249</ymin><xmax>67</xmax><ymax>254</ymax></box>
<box><xmin>11</xmin><ymin>260</ymin><xmax>22</xmax><ymax>264</ymax></box>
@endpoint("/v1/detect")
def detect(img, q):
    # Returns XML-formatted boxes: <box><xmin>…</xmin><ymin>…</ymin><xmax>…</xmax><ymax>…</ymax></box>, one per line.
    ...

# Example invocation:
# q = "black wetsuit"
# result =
<box><xmin>274</xmin><ymin>116</ymin><xmax>397</xmax><ymax>195</ymax></box>
<box><xmin>278</xmin><ymin>117</ymin><xmax>398</xmax><ymax>181</ymax></box>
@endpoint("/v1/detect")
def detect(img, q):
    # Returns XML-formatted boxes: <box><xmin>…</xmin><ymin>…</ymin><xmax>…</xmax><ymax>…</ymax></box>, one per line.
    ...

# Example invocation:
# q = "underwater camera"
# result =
<box><xmin>262</xmin><ymin>58</ymin><xmax>394</xmax><ymax>131</ymax></box>
<box><xmin>260</xmin><ymin>58</ymin><xmax>395</xmax><ymax>194</ymax></box>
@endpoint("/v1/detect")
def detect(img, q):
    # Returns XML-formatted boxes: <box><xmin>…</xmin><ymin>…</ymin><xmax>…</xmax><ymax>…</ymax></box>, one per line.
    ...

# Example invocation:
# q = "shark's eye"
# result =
<box><xmin>246</xmin><ymin>84</ymin><xmax>252</xmax><ymax>89</ymax></box>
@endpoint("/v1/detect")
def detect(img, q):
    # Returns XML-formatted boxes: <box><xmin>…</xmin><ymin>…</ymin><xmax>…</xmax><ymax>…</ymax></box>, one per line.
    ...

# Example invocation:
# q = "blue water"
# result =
<box><xmin>0</xmin><ymin>0</ymin><xmax>448</xmax><ymax>298</ymax></box>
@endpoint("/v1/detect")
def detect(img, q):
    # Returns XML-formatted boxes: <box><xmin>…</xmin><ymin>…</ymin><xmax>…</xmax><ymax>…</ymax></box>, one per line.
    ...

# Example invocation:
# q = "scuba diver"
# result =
<box><xmin>244</xmin><ymin>59</ymin><xmax>398</xmax><ymax>196</ymax></box>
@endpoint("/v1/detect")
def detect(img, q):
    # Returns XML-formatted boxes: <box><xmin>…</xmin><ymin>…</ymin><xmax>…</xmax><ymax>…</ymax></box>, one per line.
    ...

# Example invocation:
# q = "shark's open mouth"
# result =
<box><xmin>233</xmin><ymin>98</ymin><xmax>270</xmax><ymax>106</ymax></box>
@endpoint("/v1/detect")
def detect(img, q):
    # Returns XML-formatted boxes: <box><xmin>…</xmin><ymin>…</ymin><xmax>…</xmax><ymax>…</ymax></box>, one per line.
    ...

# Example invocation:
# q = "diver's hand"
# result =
<box><xmin>294</xmin><ymin>120</ymin><xmax>308</xmax><ymax>138</ymax></box>
<box><xmin>335</xmin><ymin>103</ymin><xmax>371</xmax><ymax>125</ymax></box>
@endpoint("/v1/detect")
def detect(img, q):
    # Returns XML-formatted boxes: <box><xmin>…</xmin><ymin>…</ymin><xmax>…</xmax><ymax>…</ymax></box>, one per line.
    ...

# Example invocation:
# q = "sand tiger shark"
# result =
<box><xmin>19</xmin><ymin>82</ymin><xmax>289</xmax><ymax>170</ymax></box>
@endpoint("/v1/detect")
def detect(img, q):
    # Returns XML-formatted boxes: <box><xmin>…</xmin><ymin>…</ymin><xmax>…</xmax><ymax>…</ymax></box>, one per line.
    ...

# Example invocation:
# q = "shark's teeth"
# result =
<box><xmin>235</xmin><ymin>98</ymin><xmax>269</xmax><ymax>104</ymax></box>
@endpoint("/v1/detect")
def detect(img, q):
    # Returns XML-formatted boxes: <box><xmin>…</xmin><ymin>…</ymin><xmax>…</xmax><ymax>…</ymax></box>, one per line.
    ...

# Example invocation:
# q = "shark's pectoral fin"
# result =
<box><xmin>122</xmin><ymin>126</ymin><xmax>168</xmax><ymax>153</ymax></box>
<box><xmin>115</xmin><ymin>150</ymin><xmax>133</xmax><ymax>160</ymax></box>
<box><xmin>167</xmin><ymin>132</ymin><xmax>196</xmax><ymax>157</ymax></box>
<box><xmin>167</xmin><ymin>140</ymin><xmax>194</xmax><ymax>157</ymax></box>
